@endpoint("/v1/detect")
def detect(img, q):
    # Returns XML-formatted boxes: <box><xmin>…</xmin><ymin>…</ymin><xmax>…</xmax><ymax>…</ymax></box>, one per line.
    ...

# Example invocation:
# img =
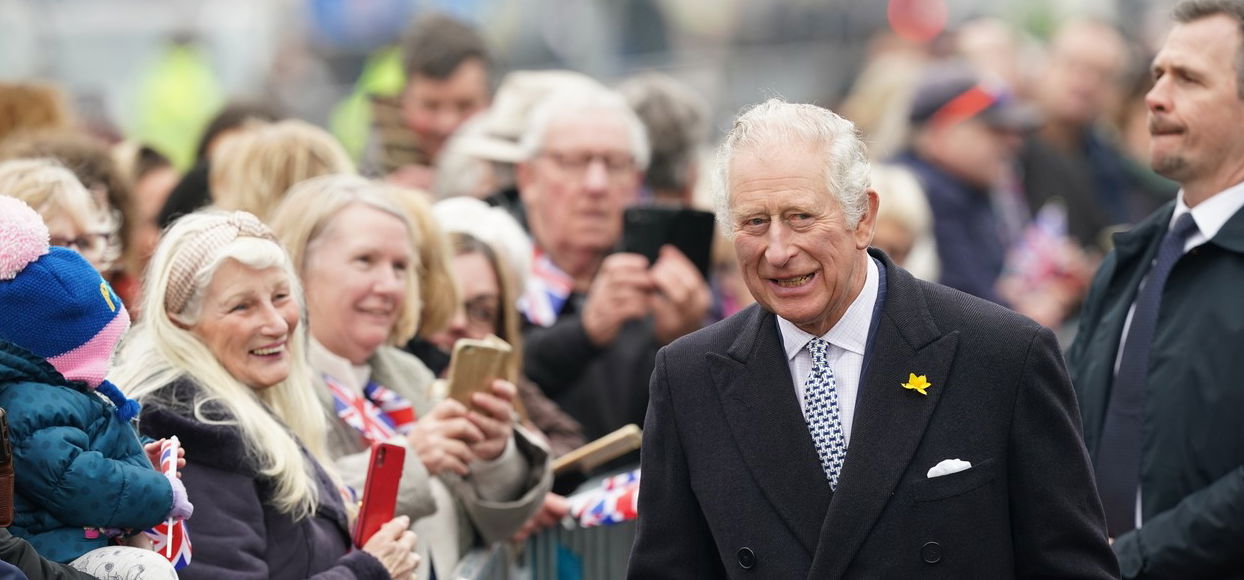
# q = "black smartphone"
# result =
<box><xmin>621</xmin><ymin>206</ymin><xmax>715</xmax><ymax>280</ymax></box>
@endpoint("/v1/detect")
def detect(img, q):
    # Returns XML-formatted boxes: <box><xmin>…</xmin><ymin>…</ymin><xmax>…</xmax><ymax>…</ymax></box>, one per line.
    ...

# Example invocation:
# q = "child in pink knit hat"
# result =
<box><xmin>0</xmin><ymin>196</ymin><xmax>191</xmax><ymax>577</ymax></box>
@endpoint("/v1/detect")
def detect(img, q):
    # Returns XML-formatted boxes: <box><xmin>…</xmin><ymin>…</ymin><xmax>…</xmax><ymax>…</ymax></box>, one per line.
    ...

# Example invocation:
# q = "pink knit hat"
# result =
<box><xmin>0</xmin><ymin>196</ymin><xmax>137</xmax><ymax>418</ymax></box>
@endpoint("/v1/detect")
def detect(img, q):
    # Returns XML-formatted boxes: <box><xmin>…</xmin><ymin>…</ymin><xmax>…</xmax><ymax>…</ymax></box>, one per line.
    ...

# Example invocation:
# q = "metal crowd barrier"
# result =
<box><xmin>454</xmin><ymin>544</ymin><xmax>509</xmax><ymax>580</ymax></box>
<box><xmin>523</xmin><ymin>518</ymin><xmax>637</xmax><ymax>580</ymax></box>
<box><xmin>452</xmin><ymin>466</ymin><xmax>640</xmax><ymax>580</ymax></box>
<box><xmin>450</xmin><ymin>519</ymin><xmax>637</xmax><ymax>580</ymax></box>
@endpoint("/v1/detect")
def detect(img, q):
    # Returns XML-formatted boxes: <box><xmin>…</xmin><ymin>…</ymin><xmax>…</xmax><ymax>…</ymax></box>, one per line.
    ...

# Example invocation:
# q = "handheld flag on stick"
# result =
<box><xmin>143</xmin><ymin>437</ymin><xmax>192</xmax><ymax>569</ymax></box>
<box><xmin>567</xmin><ymin>468</ymin><xmax>641</xmax><ymax>527</ymax></box>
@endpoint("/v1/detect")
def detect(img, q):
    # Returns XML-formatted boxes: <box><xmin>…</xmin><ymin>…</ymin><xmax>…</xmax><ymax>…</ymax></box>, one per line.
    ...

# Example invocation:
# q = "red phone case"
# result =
<box><xmin>352</xmin><ymin>443</ymin><xmax>406</xmax><ymax>548</ymax></box>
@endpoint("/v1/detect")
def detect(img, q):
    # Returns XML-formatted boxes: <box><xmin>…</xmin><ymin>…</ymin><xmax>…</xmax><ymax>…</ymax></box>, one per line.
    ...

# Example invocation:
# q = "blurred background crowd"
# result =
<box><xmin>0</xmin><ymin>0</ymin><xmax>1188</xmax><ymax>338</ymax></box>
<box><xmin>0</xmin><ymin>0</ymin><xmax>1193</xmax><ymax>577</ymax></box>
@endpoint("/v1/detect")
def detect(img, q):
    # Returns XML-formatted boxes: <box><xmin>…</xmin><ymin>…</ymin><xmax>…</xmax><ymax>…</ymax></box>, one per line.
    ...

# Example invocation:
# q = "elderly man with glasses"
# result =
<box><xmin>513</xmin><ymin>87</ymin><xmax>711</xmax><ymax>444</ymax></box>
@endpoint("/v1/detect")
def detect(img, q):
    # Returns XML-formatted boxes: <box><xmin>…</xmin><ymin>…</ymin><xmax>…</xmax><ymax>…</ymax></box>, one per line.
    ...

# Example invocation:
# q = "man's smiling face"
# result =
<box><xmin>728</xmin><ymin>141</ymin><xmax>875</xmax><ymax>336</ymax></box>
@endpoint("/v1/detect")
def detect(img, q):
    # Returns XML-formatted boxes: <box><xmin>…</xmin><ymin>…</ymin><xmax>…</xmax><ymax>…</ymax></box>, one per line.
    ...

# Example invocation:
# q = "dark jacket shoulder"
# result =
<box><xmin>138</xmin><ymin>379</ymin><xmax>257</xmax><ymax>475</ymax></box>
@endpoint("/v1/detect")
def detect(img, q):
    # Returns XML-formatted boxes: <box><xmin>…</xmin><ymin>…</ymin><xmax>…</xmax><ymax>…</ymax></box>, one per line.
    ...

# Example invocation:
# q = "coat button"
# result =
<box><xmin>921</xmin><ymin>541</ymin><xmax>942</xmax><ymax>564</ymax></box>
<box><xmin>736</xmin><ymin>547</ymin><xmax>756</xmax><ymax>569</ymax></box>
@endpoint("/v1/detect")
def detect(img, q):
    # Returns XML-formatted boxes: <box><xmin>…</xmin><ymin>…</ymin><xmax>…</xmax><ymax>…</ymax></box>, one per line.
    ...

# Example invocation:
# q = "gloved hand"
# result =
<box><xmin>165</xmin><ymin>474</ymin><xmax>194</xmax><ymax>520</ymax></box>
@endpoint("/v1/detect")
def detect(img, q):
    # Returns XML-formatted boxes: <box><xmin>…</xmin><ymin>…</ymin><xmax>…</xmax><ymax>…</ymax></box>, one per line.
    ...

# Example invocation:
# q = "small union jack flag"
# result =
<box><xmin>326</xmin><ymin>374</ymin><xmax>418</xmax><ymax>447</ymax></box>
<box><xmin>568</xmin><ymin>468</ymin><xmax>641</xmax><ymax>527</ymax></box>
<box><xmin>363</xmin><ymin>382</ymin><xmax>416</xmax><ymax>434</ymax></box>
<box><xmin>143</xmin><ymin>437</ymin><xmax>192</xmax><ymax>570</ymax></box>
<box><xmin>518</xmin><ymin>249</ymin><xmax>574</xmax><ymax>327</ymax></box>
<box><xmin>1004</xmin><ymin>201</ymin><xmax>1072</xmax><ymax>289</ymax></box>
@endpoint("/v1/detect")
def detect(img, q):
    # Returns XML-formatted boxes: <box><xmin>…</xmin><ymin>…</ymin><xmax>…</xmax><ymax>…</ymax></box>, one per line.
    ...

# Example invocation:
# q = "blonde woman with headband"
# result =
<box><xmin>270</xmin><ymin>175</ymin><xmax>551</xmax><ymax>580</ymax></box>
<box><xmin>112</xmin><ymin>210</ymin><xmax>419</xmax><ymax>580</ymax></box>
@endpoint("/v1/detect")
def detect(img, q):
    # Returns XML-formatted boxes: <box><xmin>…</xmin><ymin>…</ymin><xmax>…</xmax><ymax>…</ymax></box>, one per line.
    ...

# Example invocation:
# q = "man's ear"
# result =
<box><xmin>854</xmin><ymin>188</ymin><xmax>881</xmax><ymax>250</ymax></box>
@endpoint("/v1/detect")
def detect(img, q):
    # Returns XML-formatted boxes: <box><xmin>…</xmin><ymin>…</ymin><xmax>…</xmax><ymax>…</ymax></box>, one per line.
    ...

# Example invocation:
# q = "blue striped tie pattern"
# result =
<box><xmin>804</xmin><ymin>338</ymin><xmax>848</xmax><ymax>490</ymax></box>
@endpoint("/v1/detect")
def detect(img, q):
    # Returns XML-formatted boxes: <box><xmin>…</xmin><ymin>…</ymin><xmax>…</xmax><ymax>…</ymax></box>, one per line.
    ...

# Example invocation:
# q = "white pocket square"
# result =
<box><xmin>927</xmin><ymin>458</ymin><xmax>972</xmax><ymax>478</ymax></box>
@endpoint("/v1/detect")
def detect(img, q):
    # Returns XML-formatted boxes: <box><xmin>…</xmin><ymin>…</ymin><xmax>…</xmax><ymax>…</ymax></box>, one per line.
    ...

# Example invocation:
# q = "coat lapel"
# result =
<box><xmin>808</xmin><ymin>258</ymin><xmax>959</xmax><ymax>579</ymax></box>
<box><xmin>708</xmin><ymin>306</ymin><xmax>832</xmax><ymax>557</ymax></box>
<box><xmin>1077</xmin><ymin>205</ymin><xmax>1170</xmax><ymax>446</ymax></box>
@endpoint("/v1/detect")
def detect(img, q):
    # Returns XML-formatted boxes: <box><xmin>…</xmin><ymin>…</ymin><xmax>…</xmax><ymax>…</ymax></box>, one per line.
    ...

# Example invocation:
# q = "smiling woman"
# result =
<box><xmin>271</xmin><ymin>174</ymin><xmax>550</xmax><ymax>580</ymax></box>
<box><xmin>113</xmin><ymin>210</ymin><xmax>420</xmax><ymax>580</ymax></box>
<box><xmin>187</xmin><ymin>258</ymin><xmax>300</xmax><ymax>390</ymax></box>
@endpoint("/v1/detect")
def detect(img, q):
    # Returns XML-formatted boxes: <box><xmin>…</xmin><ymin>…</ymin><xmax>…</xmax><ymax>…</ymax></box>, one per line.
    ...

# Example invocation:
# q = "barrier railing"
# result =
<box><xmin>451</xmin><ymin>519</ymin><xmax>636</xmax><ymax>580</ymax></box>
<box><xmin>452</xmin><ymin>466</ymin><xmax>641</xmax><ymax>579</ymax></box>
<box><xmin>524</xmin><ymin>518</ymin><xmax>636</xmax><ymax>580</ymax></box>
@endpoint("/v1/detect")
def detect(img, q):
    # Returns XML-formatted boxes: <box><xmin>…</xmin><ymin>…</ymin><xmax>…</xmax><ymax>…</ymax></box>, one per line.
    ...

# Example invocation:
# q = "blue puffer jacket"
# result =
<box><xmin>0</xmin><ymin>340</ymin><xmax>172</xmax><ymax>563</ymax></box>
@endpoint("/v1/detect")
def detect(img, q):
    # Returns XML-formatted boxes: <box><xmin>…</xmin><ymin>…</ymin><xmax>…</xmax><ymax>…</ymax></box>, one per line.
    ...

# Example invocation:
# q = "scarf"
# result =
<box><xmin>518</xmin><ymin>248</ymin><xmax>574</xmax><ymax>327</ymax></box>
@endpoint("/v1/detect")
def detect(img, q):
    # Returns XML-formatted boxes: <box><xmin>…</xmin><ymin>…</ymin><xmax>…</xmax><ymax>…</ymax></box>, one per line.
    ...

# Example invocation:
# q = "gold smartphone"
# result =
<box><xmin>444</xmin><ymin>335</ymin><xmax>512</xmax><ymax>406</ymax></box>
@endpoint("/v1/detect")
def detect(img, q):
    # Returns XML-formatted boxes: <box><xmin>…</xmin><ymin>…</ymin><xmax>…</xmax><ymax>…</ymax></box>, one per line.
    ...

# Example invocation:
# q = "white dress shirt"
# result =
<box><xmin>776</xmin><ymin>257</ymin><xmax>879</xmax><ymax>448</ymax></box>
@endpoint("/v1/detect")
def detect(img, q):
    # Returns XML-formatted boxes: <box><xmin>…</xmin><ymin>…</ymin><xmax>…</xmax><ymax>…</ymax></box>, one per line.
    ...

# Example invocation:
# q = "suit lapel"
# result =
<box><xmin>708</xmin><ymin>306</ymin><xmax>831</xmax><ymax>557</ymax></box>
<box><xmin>808</xmin><ymin>257</ymin><xmax>959</xmax><ymax>579</ymax></box>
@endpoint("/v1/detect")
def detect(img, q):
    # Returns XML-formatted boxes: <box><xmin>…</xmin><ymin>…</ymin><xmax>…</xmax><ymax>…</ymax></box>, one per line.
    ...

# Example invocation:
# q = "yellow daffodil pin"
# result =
<box><xmin>902</xmin><ymin>373</ymin><xmax>931</xmax><ymax>396</ymax></box>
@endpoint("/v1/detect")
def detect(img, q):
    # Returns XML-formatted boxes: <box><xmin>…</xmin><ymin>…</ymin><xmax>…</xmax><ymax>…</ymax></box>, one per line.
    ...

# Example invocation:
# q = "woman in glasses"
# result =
<box><xmin>0</xmin><ymin>158</ymin><xmax>114</xmax><ymax>271</ymax></box>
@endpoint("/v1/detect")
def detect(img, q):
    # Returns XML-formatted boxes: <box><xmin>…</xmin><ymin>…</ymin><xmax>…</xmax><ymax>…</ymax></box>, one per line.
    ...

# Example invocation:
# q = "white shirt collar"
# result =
<box><xmin>1172</xmin><ymin>181</ymin><xmax>1244</xmax><ymax>245</ymax></box>
<box><xmin>777</xmin><ymin>257</ymin><xmax>879</xmax><ymax>361</ymax></box>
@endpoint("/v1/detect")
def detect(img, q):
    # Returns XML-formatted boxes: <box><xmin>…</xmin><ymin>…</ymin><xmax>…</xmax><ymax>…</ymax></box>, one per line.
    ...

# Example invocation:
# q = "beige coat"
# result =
<box><xmin>310</xmin><ymin>340</ymin><xmax>551</xmax><ymax>580</ymax></box>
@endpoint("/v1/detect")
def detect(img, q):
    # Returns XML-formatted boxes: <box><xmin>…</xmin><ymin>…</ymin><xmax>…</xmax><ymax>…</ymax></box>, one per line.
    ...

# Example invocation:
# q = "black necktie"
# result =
<box><xmin>1095</xmin><ymin>212</ymin><xmax>1198</xmax><ymax>537</ymax></box>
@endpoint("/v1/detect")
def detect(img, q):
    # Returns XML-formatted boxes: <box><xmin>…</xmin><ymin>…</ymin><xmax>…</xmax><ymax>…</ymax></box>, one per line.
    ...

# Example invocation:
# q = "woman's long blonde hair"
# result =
<box><xmin>382</xmin><ymin>184</ymin><xmax>458</xmax><ymax>339</ymax></box>
<box><xmin>209</xmin><ymin>120</ymin><xmax>355</xmax><ymax>222</ymax></box>
<box><xmin>113</xmin><ymin>210</ymin><xmax>331</xmax><ymax>521</ymax></box>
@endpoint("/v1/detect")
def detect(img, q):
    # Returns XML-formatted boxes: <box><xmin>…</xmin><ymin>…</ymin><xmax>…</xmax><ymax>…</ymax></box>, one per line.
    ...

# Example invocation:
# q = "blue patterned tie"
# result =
<box><xmin>803</xmin><ymin>338</ymin><xmax>848</xmax><ymax>490</ymax></box>
<box><xmin>1095</xmin><ymin>212</ymin><xmax>1198</xmax><ymax>537</ymax></box>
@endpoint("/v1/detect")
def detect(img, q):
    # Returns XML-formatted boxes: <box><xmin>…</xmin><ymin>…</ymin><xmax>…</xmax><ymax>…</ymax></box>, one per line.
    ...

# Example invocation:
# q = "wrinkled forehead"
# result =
<box><xmin>725</xmin><ymin>138</ymin><xmax>828</xmax><ymax>182</ymax></box>
<box><xmin>726</xmin><ymin>146</ymin><xmax>833</xmax><ymax>207</ymax></box>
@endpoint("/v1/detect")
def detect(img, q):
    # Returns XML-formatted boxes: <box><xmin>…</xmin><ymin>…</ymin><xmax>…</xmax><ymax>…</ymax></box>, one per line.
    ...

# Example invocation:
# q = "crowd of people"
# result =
<box><xmin>1</xmin><ymin>0</ymin><xmax>1242</xmax><ymax>578</ymax></box>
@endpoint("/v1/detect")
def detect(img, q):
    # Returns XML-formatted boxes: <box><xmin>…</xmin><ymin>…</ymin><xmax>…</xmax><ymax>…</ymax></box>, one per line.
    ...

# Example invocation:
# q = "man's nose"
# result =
<box><xmin>1146</xmin><ymin>76</ymin><xmax>1172</xmax><ymax>113</ymax></box>
<box><xmin>583</xmin><ymin>157</ymin><xmax>610</xmax><ymax>192</ymax></box>
<box><xmin>764</xmin><ymin>222</ymin><xmax>797</xmax><ymax>267</ymax></box>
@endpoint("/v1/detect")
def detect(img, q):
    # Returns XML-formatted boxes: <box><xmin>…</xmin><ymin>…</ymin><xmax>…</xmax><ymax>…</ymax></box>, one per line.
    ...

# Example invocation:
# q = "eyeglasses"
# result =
<box><xmin>463</xmin><ymin>295</ymin><xmax>500</xmax><ymax>333</ymax></box>
<box><xmin>539</xmin><ymin>150</ymin><xmax>637</xmax><ymax>178</ymax></box>
<box><xmin>50</xmin><ymin>232</ymin><xmax>113</xmax><ymax>260</ymax></box>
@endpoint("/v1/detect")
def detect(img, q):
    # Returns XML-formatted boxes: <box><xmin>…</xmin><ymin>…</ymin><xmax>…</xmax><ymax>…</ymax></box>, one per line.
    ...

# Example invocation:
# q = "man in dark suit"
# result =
<box><xmin>627</xmin><ymin>99</ymin><xmax>1118</xmax><ymax>578</ymax></box>
<box><xmin>1067</xmin><ymin>1</ymin><xmax>1244</xmax><ymax>577</ymax></box>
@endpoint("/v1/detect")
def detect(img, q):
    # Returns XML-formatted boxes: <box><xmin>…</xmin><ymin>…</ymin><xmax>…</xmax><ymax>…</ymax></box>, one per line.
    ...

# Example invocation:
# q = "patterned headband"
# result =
<box><xmin>164</xmin><ymin>211</ymin><xmax>280</xmax><ymax>315</ymax></box>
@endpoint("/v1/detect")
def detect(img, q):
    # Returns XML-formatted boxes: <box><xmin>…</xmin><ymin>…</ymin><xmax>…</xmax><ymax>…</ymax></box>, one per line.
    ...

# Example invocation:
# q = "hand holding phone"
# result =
<box><xmin>353</xmin><ymin>443</ymin><xmax>406</xmax><ymax>548</ymax></box>
<box><xmin>648</xmin><ymin>246</ymin><xmax>714</xmax><ymax>345</ymax></box>
<box><xmin>360</xmin><ymin>516</ymin><xmax>419</xmax><ymax>580</ymax></box>
<box><xmin>444</xmin><ymin>335</ymin><xmax>512</xmax><ymax>407</ymax></box>
<box><xmin>581</xmin><ymin>253</ymin><xmax>654</xmax><ymax>347</ymax></box>
<box><xmin>621</xmin><ymin>206</ymin><xmax>715</xmax><ymax>280</ymax></box>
